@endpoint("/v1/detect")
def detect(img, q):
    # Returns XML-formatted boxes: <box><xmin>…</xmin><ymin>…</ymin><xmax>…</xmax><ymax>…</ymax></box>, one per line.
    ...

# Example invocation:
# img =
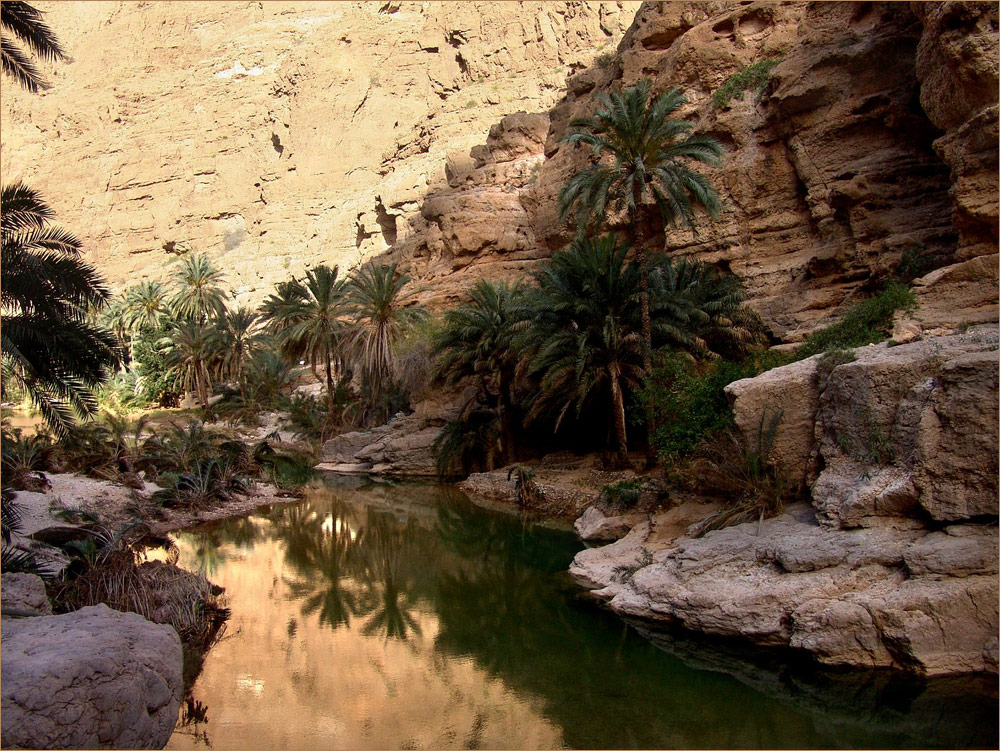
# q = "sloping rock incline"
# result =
<box><xmin>573</xmin><ymin>328</ymin><xmax>999</xmax><ymax>676</ymax></box>
<box><xmin>388</xmin><ymin>1</ymin><xmax>997</xmax><ymax>338</ymax></box>
<box><xmin>1</xmin><ymin>604</ymin><xmax>183</xmax><ymax>749</ymax></box>
<box><xmin>319</xmin><ymin>387</ymin><xmax>476</xmax><ymax>476</ymax></box>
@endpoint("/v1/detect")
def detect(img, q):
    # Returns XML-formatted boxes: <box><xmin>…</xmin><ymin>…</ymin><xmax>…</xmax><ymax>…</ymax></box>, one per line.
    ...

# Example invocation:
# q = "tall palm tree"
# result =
<box><xmin>433</xmin><ymin>280</ymin><xmax>529</xmax><ymax>464</ymax></box>
<box><xmin>122</xmin><ymin>280</ymin><xmax>171</xmax><ymax>334</ymax></box>
<box><xmin>158</xmin><ymin>321</ymin><xmax>215</xmax><ymax>407</ymax></box>
<box><xmin>1</xmin><ymin>182</ymin><xmax>120</xmax><ymax>434</ymax></box>
<box><xmin>169</xmin><ymin>254</ymin><xmax>228</xmax><ymax>324</ymax></box>
<box><xmin>523</xmin><ymin>236</ymin><xmax>644</xmax><ymax>465</ymax></box>
<box><xmin>212</xmin><ymin>307</ymin><xmax>265</xmax><ymax>400</ymax></box>
<box><xmin>1</xmin><ymin>1</ymin><xmax>67</xmax><ymax>92</ymax></box>
<box><xmin>260</xmin><ymin>264</ymin><xmax>348</xmax><ymax>408</ymax></box>
<box><xmin>558</xmin><ymin>79</ymin><xmax>724</xmax><ymax>370</ymax></box>
<box><xmin>346</xmin><ymin>262</ymin><xmax>426</xmax><ymax>404</ymax></box>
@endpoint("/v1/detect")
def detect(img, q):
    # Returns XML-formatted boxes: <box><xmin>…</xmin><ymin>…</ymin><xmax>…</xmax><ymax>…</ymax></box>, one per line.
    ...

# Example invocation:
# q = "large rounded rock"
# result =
<box><xmin>1</xmin><ymin>604</ymin><xmax>183</xmax><ymax>750</ymax></box>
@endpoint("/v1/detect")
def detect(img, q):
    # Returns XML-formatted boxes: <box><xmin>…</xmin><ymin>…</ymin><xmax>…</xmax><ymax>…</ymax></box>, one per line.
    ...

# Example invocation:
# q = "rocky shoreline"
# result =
<box><xmin>567</xmin><ymin>327</ymin><xmax>999</xmax><ymax>678</ymax></box>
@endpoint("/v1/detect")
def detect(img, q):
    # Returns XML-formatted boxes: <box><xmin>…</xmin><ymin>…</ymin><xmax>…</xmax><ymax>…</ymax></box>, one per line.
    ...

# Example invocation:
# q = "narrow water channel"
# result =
<box><xmin>165</xmin><ymin>477</ymin><xmax>997</xmax><ymax>750</ymax></box>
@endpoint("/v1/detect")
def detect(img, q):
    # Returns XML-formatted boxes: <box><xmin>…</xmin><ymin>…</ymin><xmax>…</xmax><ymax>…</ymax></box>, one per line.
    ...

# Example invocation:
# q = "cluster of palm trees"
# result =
<box><xmin>434</xmin><ymin>77</ymin><xmax>755</xmax><ymax>468</ymax></box>
<box><xmin>105</xmin><ymin>255</ymin><xmax>424</xmax><ymax>422</ymax></box>
<box><xmin>433</xmin><ymin>238</ymin><xmax>761</xmax><ymax>468</ymax></box>
<box><xmin>1</xmin><ymin>1</ymin><xmax>121</xmax><ymax>437</ymax></box>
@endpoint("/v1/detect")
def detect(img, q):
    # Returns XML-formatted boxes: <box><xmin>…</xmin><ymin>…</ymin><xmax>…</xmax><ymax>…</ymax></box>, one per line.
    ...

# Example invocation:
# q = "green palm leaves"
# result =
<box><xmin>433</xmin><ymin>280</ymin><xmax>529</xmax><ymax>464</ymax></box>
<box><xmin>1</xmin><ymin>183</ymin><xmax>120</xmax><ymax>435</ymax></box>
<box><xmin>1</xmin><ymin>1</ymin><xmax>66</xmax><ymax>92</ymax></box>
<box><xmin>558</xmin><ymin>79</ymin><xmax>724</xmax><ymax>370</ymax></box>
<box><xmin>169</xmin><ymin>254</ymin><xmax>229</xmax><ymax>324</ymax></box>
<box><xmin>523</xmin><ymin>237</ymin><xmax>644</xmax><ymax>462</ymax></box>
<box><xmin>346</xmin><ymin>262</ymin><xmax>427</xmax><ymax>399</ymax></box>
<box><xmin>559</xmin><ymin>79</ymin><xmax>723</xmax><ymax>234</ymax></box>
<box><xmin>261</xmin><ymin>264</ymin><xmax>347</xmax><ymax>403</ymax></box>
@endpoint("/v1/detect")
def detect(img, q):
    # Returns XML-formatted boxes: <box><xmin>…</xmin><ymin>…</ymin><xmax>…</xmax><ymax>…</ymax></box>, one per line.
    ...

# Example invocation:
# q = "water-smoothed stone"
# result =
<box><xmin>572</xmin><ymin>499</ymin><xmax>998</xmax><ymax>676</ymax></box>
<box><xmin>1</xmin><ymin>603</ymin><xmax>183</xmax><ymax>749</ymax></box>
<box><xmin>574</xmin><ymin>506</ymin><xmax>643</xmax><ymax>542</ymax></box>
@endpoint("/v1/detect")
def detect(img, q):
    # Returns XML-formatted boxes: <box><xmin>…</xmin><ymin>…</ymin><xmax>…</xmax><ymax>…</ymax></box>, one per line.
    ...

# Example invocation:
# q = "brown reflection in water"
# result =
<box><xmin>165</xmin><ymin>497</ymin><xmax>563</xmax><ymax>751</ymax></box>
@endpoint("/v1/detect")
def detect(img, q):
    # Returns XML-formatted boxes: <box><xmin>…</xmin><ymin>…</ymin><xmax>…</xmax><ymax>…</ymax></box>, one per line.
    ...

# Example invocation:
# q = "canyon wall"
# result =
<box><xmin>1</xmin><ymin>1</ymin><xmax>639</xmax><ymax>303</ymax></box>
<box><xmin>2</xmin><ymin>1</ymin><xmax>995</xmax><ymax>340</ymax></box>
<box><xmin>387</xmin><ymin>1</ymin><xmax>998</xmax><ymax>339</ymax></box>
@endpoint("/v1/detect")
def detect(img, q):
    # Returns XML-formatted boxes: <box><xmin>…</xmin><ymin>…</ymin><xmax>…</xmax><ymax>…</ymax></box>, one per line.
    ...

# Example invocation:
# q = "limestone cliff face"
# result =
<box><xmin>389</xmin><ymin>1</ymin><xmax>998</xmax><ymax>339</ymax></box>
<box><xmin>0</xmin><ymin>1</ymin><xmax>639</xmax><ymax>303</ymax></box>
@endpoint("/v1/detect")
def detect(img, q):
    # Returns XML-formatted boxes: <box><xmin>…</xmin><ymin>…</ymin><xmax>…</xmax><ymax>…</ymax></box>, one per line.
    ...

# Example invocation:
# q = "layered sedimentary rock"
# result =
<box><xmin>389</xmin><ymin>1</ymin><xmax>997</xmax><ymax>338</ymax></box>
<box><xmin>1</xmin><ymin>603</ymin><xmax>183</xmax><ymax>749</ymax></box>
<box><xmin>1</xmin><ymin>1</ymin><xmax>638</xmax><ymax>304</ymax></box>
<box><xmin>572</xmin><ymin>327</ymin><xmax>1000</xmax><ymax>676</ymax></box>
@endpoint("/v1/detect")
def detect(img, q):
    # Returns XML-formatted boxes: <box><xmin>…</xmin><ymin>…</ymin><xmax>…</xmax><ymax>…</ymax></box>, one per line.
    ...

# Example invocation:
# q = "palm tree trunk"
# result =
<box><xmin>629</xmin><ymin>186</ymin><xmax>652</xmax><ymax>373</ymax></box>
<box><xmin>325</xmin><ymin>341</ymin><xmax>335</xmax><ymax>412</ymax></box>
<box><xmin>497</xmin><ymin>370</ymin><xmax>517</xmax><ymax>464</ymax></box>
<box><xmin>609</xmin><ymin>367</ymin><xmax>629</xmax><ymax>464</ymax></box>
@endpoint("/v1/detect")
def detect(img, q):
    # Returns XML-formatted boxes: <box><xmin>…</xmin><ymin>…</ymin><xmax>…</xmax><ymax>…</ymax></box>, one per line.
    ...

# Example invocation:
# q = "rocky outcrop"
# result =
<box><xmin>389</xmin><ymin>1</ymin><xmax>997</xmax><ymax>338</ymax></box>
<box><xmin>1</xmin><ymin>572</ymin><xmax>52</xmax><ymax>616</ymax></box>
<box><xmin>574</xmin><ymin>505</ymin><xmax>644</xmax><ymax>542</ymax></box>
<box><xmin>319</xmin><ymin>386</ymin><xmax>476</xmax><ymax>475</ymax></box>
<box><xmin>572</xmin><ymin>328</ymin><xmax>1000</xmax><ymax>676</ymax></box>
<box><xmin>1</xmin><ymin>604</ymin><xmax>183</xmax><ymax>749</ymax></box>
<box><xmin>574</xmin><ymin>502</ymin><xmax>998</xmax><ymax>676</ymax></box>
<box><xmin>1</xmin><ymin>1</ymin><xmax>638</xmax><ymax>305</ymax></box>
<box><xmin>727</xmin><ymin>325</ymin><xmax>999</xmax><ymax>527</ymax></box>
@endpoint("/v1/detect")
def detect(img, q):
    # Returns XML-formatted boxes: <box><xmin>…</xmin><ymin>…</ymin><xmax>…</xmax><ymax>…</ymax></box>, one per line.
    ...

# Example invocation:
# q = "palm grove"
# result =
<box><xmin>2</xmin><ymin>0</ymin><xmax>767</xmax><ymax>489</ymax></box>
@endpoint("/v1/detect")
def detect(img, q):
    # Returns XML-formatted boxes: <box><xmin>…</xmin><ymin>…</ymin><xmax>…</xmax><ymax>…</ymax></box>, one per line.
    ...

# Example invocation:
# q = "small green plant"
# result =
<box><xmin>712</xmin><ymin>57</ymin><xmax>782</xmax><ymax>108</ymax></box>
<box><xmin>796</xmin><ymin>283</ymin><xmax>916</xmax><ymax>358</ymax></box>
<box><xmin>507</xmin><ymin>464</ymin><xmax>544</xmax><ymax>507</ymax></box>
<box><xmin>837</xmin><ymin>405</ymin><xmax>893</xmax><ymax>465</ymax></box>
<box><xmin>526</xmin><ymin>162</ymin><xmax>542</xmax><ymax>185</ymax></box>
<box><xmin>601</xmin><ymin>479</ymin><xmax>642</xmax><ymax>511</ymax></box>
<box><xmin>814</xmin><ymin>349</ymin><xmax>857</xmax><ymax>391</ymax></box>
<box><xmin>642</xmin><ymin>353</ymin><xmax>771</xmax><ymax>467</ymax></box>
<box><xmin>612</xmin><ymin>548</ymin><xmax>653</xmax><ymax>581</ymax></box>
<box><xmin>1</xmin><ymin>428</ymin><xmax>54</xmax><ymax>491</ymax></box>
<box><xmin>433</xmin><ymin>410</ymin><xmax>501</xmax><ymax>478</ymax></box>
<box><xmin>894</xmin><ymin>244</ymin><xmax>939</xmax><ymax>284</ymax></box>
<box><xmin>465</xmin><ymin>98</ymin><xmax>477</xmax><ymax>108</ymax></box>
<box><xmin>595</xmin><ymin>52</ymin><xmax>614</xmax><ymax>69</ymax></box>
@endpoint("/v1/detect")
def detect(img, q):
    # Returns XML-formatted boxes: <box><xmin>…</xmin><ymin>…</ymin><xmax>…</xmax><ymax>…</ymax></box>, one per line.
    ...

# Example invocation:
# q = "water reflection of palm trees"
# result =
<box><xmin>358</xmin><ymin>513</ymin><xmax>422</xmax><ymax>642</ymax></box>
<box><xmin>272</xmin><ymin>497</ymin><xmax>426</xmax><ymax>642</ymax></box>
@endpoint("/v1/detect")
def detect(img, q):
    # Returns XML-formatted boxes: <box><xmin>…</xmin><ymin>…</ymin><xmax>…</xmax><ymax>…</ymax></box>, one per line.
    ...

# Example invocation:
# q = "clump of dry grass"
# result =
<box><xmin>49</xmin><ymin>519</ymin><xmax>230</xmax><ymax>688</ymax></box>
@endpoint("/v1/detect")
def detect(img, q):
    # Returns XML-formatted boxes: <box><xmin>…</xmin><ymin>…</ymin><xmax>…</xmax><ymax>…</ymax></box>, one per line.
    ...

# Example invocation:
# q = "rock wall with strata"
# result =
<box><xmin>388</xmin><ymin>1</ymin><xmax>997</xmax><ymax>340</ymax></box>
<box><xmin>1</xmin><ymin>1</ymin><xmax>639</xmax><ymax>304</ymax></box>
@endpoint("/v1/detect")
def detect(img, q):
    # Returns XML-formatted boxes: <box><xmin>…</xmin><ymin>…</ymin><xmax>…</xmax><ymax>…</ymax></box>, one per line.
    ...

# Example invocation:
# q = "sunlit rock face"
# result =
<box><xmin>387</xmin><ymin>1</ymin><xmax>997</xmax><ymax>337</ymax></box>
<box><xmin>0</xmin><ymin>1</ymin><xmax>639</xmax><ymax>304</ymax></box>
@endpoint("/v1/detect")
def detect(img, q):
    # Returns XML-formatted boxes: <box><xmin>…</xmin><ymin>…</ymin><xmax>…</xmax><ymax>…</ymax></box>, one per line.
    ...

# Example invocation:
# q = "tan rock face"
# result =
<box><xmin>1</xmin><ymin>603</ymin><xmax>183</xmax><ymax>749</ymax></box>
<box><xmin>1</xmin><ymin>1</ymin><xmax>639</xmax><ymax>304</ymax></box>
<box><xmin>389</xmin><ymin>1</ymin><xmax>997</xmax><ymax>337</ymax></box>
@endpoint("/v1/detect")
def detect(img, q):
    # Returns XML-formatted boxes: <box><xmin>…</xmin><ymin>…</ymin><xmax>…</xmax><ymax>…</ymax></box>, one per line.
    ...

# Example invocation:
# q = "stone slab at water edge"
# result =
<box><xmin>571</xmin><ymin>327</ymin><xmax>1000</xmax><ymax>676</ymax></box>
<box><xmin>1</xmin><ymin>602</ymin><xmax>183</xmax><ymax>750</ymax></box>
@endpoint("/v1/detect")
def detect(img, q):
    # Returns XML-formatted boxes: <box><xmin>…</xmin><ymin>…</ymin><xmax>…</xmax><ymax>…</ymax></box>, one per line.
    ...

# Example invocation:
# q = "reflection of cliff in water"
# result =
<box><xmin>168</xmin><ymin>478</ymin><xmax>996</xmax><ymax>750</ymax></box>
<box><xmin>630</xmin><ymin>621</ymin><xmax>999</xmax><ymax>750</ymax></box>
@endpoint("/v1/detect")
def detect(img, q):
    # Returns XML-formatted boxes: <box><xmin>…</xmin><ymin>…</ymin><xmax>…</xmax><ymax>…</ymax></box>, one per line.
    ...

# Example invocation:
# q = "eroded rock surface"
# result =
<box><xmin>1</xmin><ymin>572</ymin><xmax>52</xmax><ymax>616</ymax></box>
<box><xmin>1</xmin><ymin>1</ymin><xmax>638</xmax><ymax>305</ymax></box>
<box><xmin>574</xmin><ymin>329</ymin><xmax>999</xmax><ymax>677</ymax></box>
<box><xmin>390</xmin><ymin>0</ymin><xmax>997</xmax><ymax>338</ymax></box>
<box><xmin>1</xmin><ymin>604</ymin><xmax>183</xmax><ymax>749</ymax></box>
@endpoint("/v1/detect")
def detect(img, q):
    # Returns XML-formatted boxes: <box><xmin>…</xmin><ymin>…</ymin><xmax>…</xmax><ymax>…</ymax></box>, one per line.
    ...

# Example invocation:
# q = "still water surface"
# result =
<box><xmin>165</xmin><ymin>477</ymin><xmax>997</xmax><ymax>750</ymax></box>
